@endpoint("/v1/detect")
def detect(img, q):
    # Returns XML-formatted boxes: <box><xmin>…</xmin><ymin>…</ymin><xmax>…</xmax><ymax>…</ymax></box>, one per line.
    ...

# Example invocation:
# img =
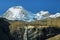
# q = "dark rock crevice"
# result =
<box><xmin>0</xmin><ymin>18</ymin><xmax>13</xmax><ymax>40</ymax></box>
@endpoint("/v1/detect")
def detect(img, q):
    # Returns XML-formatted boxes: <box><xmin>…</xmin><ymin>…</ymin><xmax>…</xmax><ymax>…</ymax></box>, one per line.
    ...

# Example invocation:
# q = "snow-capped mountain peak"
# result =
<box><xmin>9</xmin><ymin>6</ymin><xmax>25</xmax><ymax>19</ymax></box>
<box><xmin>55</xmin><ymin>13</ymin><xmax>60</xmax><ymax>17</ymax></box>
<box><xmin>35</xmin><ymin>11</ymin><xmax>50</xmax><ymax>20</ymax></box>
<box><xmin>2</xmin><ymin>6</ymin><xmax>60</xmax><ymax>22</ymax></box>
<box><xmin>2</xmin><ymin>6</ymin><xmax>34</xmax><ymax>22</ymax></box>
<box><xmin>49</xmin><ymin>13</ymin><xmax>60</xmax><ymax>18</ymax></box>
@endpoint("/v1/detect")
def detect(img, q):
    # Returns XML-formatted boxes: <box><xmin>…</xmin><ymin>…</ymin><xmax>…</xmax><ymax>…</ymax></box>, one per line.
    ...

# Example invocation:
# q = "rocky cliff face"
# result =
<box><xmin>0</xmin><ymin>18</ymin><xmax>60</xmax><ymax>40</ymax></box>
<box><xmin>0</xmin><ymin>17</ymin><xmax>13</xmax><ymax>40</ymax></box>
<box><xmin>9</xmin><ymin>23</ymin><xmax>60</xmax><ymax>40</ymax></box>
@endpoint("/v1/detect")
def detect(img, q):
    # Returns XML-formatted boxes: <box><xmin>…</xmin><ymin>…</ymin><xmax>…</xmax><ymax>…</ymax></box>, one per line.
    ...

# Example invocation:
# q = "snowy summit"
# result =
<box><xmin>2</xmin><ymin>6</ymin><xmax>35</xmax><ymax>22</ymax></box>
<box><xmin>2</xmin><ymin>6</ymin><xmax>60</xmax><ymax>22</ymax></box>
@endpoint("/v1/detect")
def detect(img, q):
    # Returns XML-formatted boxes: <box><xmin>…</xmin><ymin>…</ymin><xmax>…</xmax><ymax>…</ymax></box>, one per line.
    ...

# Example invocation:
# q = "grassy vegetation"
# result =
<box><xmin>46</xmin><ymin>34</ymin><xmax>60</xmax><ymax>40</ymax></box>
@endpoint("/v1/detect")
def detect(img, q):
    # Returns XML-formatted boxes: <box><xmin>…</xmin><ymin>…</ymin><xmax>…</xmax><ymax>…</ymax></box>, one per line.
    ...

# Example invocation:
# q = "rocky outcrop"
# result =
<box><xmin>0</xmin><ymin>17</ymin><xmax>13</xmax><ymax>40</ymax></box>
<box><xmin>11</xmin><ymin>25</ymin><xmax>60</xmax><ymax>40</ymax></box>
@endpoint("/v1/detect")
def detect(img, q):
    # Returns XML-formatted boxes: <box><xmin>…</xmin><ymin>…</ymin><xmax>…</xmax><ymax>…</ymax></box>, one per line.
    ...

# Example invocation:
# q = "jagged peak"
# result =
<box><xmin>9</xmin><ymin>6</ymin><xmax>23</xmax><ymax>9</ymax></box>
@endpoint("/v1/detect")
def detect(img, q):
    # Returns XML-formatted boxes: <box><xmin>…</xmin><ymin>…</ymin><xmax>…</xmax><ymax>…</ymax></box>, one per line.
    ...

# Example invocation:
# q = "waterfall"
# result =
<box><xmin>23</xmin><ymin>26</ymin><xmax>28</xmax><ymax>40</ymax></box>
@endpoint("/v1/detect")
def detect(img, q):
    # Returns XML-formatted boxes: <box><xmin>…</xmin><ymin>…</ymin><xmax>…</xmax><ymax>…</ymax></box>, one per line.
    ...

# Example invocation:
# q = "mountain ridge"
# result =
<box><xmin>2</xmin><ymin>6</ymin><xmax>60</xmax><ymax>22</ymax></box>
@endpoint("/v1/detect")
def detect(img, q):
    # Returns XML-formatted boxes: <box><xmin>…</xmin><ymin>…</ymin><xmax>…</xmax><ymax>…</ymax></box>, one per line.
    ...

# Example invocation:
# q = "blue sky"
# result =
<box><xmin>0</xmin><ymin>0</ymin><xmax>60</xmax><ymax>16</ymax></box>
